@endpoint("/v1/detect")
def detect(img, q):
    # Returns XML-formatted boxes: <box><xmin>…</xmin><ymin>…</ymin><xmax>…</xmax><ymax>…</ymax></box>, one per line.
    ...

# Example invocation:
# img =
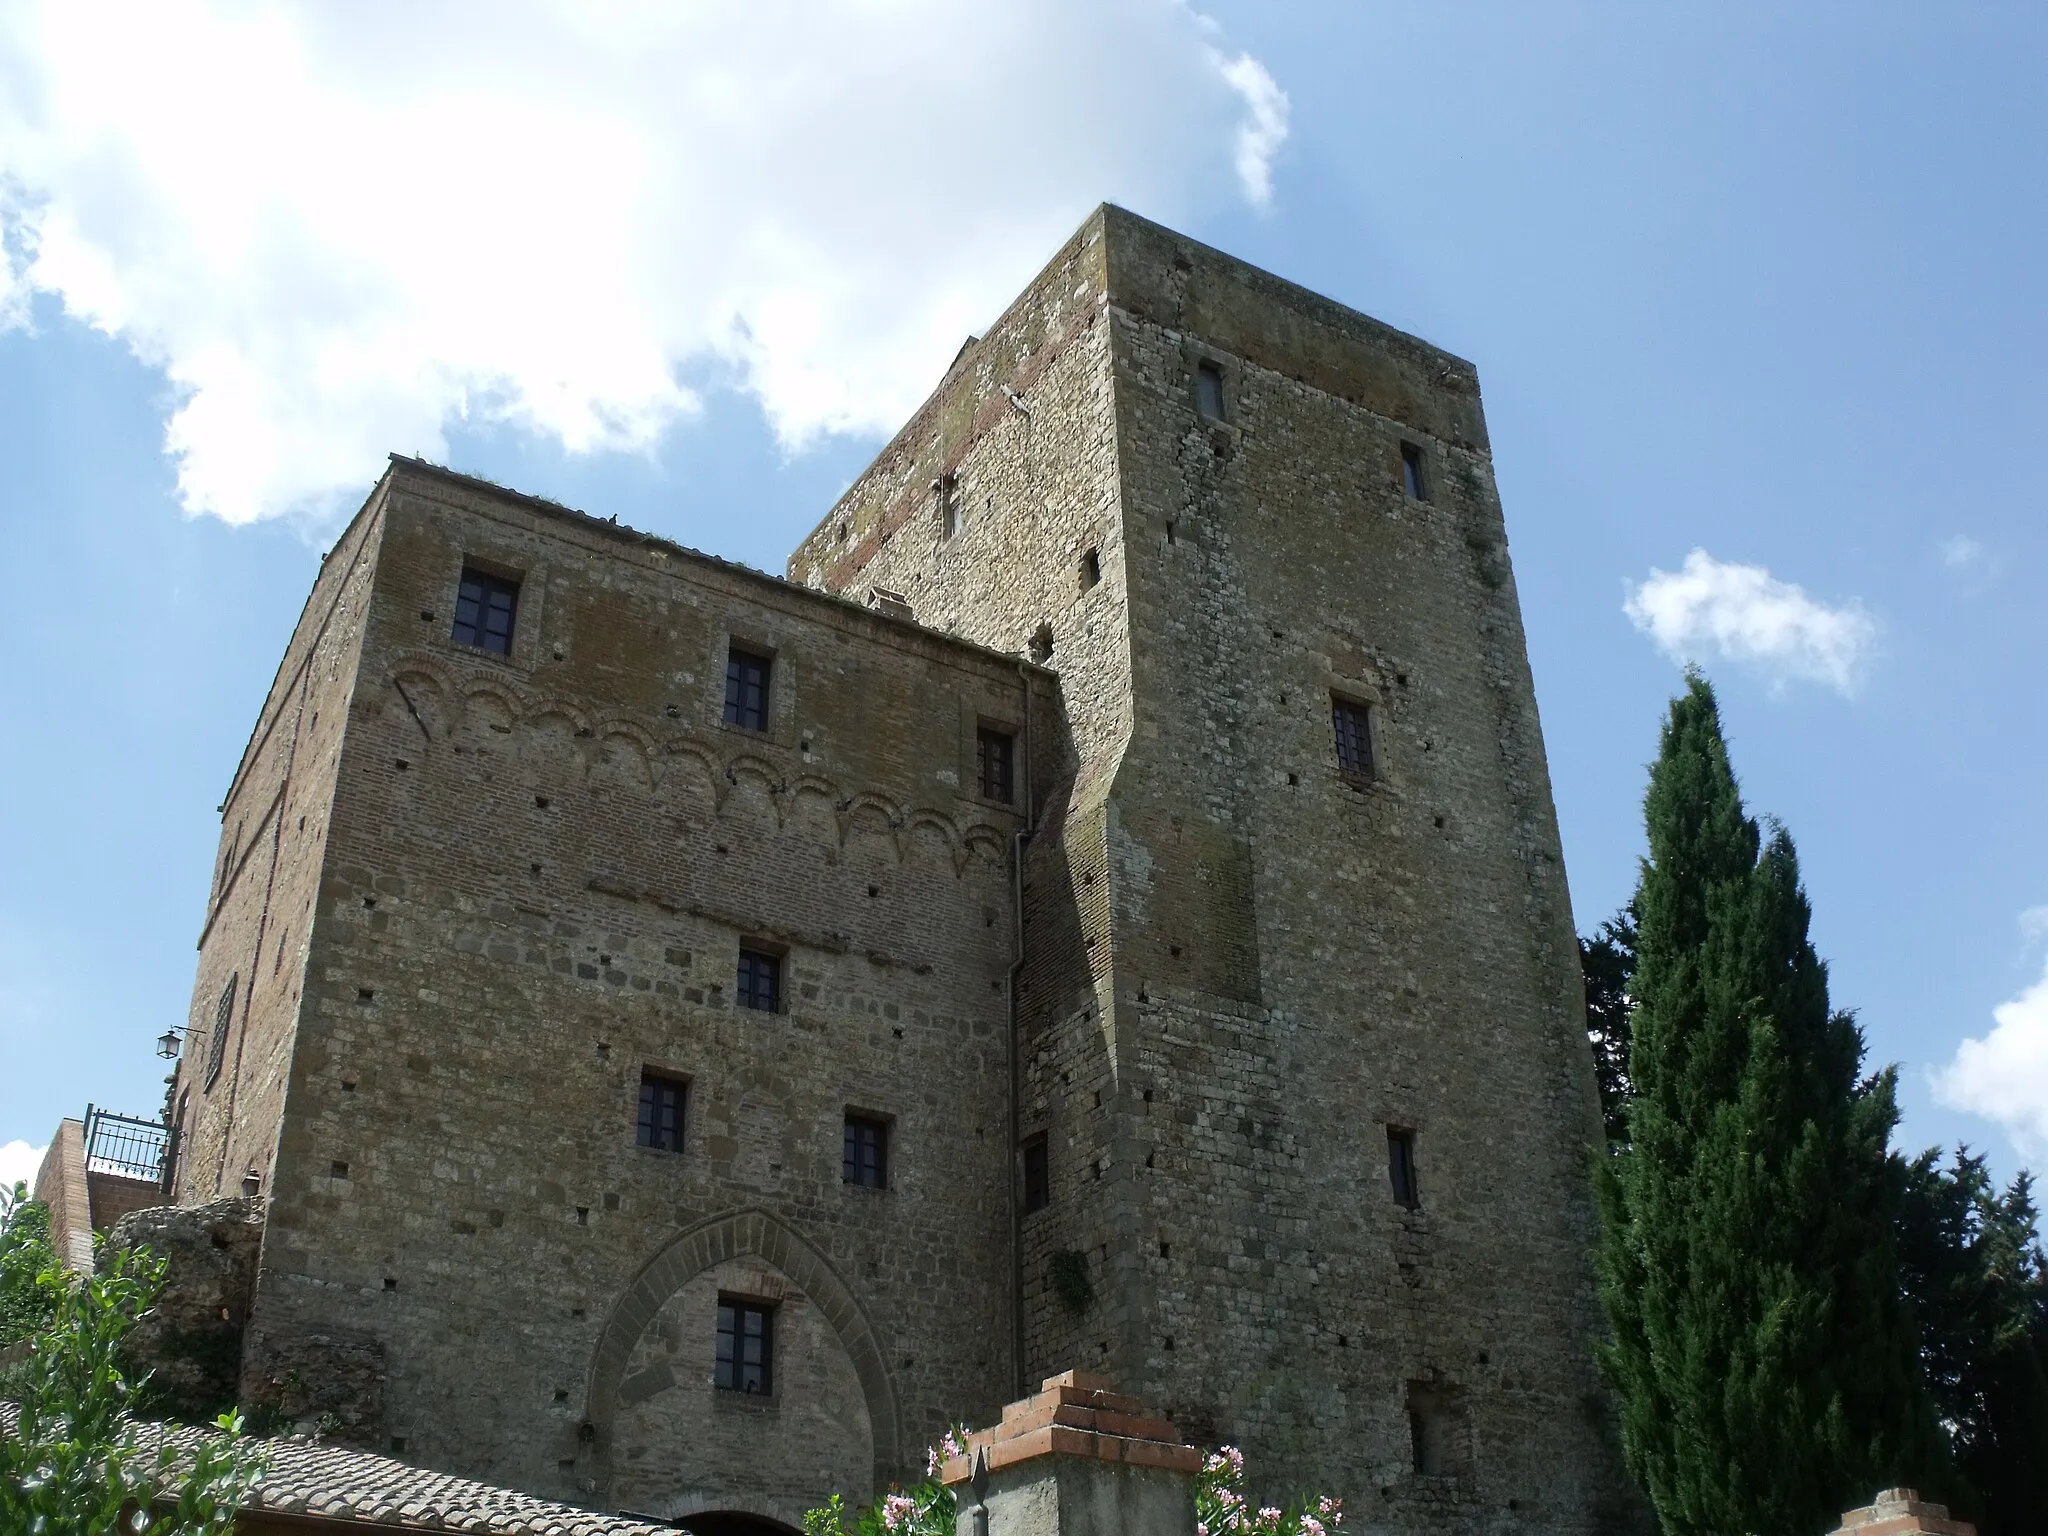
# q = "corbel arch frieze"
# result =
<box><xmin>838</xmin><ymin>791</ymin><xmax>906</xmax><ymax>860</ymax></box>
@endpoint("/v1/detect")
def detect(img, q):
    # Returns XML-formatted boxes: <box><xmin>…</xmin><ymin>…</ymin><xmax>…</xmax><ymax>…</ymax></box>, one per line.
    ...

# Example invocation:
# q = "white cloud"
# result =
<box><xmin>0</xmin><ymin>0</ymin><xmax>1288</xmax><ymax>525</ymax></box>
<box><xmin>1623</xmin><ymin>549</ymin><xmax>1879</xmax><ymax>695</ymax></box>
<box><xmin>2023</xmin><ymin>906</ymin><xmax>2048</xmax><ymax>951</ymax></box>
<box><xmin>1941</xmin><ymin>535</ymin><xmax>1985</xmax><ymax>568</ymax></box>
<box><xmin>1936</xmin><ymin>956</ymin><xmax>2048</xmax><ymax>1168</ymax></box>
<box><xmin>1214</xmin><ymin>52</ymin><xmax>1289</xmax><ymax>208</ymax></box>
<box><xmin>1</xmin><ymin>1139</ymin><xmax>49</xmax><ymax>1193</ymax></box>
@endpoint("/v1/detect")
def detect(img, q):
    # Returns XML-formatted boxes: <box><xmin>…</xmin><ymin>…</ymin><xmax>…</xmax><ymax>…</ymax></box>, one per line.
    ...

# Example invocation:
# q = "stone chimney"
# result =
<box><xmin>1834</xmin><ymin>1489</ymin><xmax>1978</xmax><ymax>1536</ymax></box>
<box><xmin>938</xmin><ymin>1371</ymin><xmax>1201</xmax><ymax>1536</ymax></box>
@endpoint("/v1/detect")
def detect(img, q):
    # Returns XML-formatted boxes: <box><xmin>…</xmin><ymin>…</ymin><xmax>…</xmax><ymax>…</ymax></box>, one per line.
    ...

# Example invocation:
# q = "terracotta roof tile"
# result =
<box><xmin>3</xmin><ymin>1406</ymin><xmax>671</xmax><ymax>1535</ymax></box>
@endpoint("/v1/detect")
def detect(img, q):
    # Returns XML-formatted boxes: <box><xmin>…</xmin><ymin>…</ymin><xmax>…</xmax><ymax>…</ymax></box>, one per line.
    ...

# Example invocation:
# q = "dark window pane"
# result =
<box><xmin>715</xmin><ymin>1299</ymin><xmax>774</xmax><ymax>1394</ymax></box>
<box><xmin>737</xmin><ymin>948</ymin><xmax>781</xmax><ymax>1013</ymax></box>
<box><xmin>1022</xmin><ymin>1134</ymin><xmax>1049</xmax><ymax>1214</ymax></box>
<box><xmin>1388</xmin><ymin>1128</ymin><xmax>1419</xmax><ymax>1209</ymax></box>
<box><xmin>723</xmin><ymin>647</ymin><xmax>772</xmax><ymax>731</ymax></box>
<box><xmin>843</xmin><ymin>1115</ymin><xmax>888</xmax><ymax>1188</ymax></box>
<box><xmin>637</xmin><ymin>1073</ymin><xmax>684</xmax><ymax>1151</ymax></box>
<box><xmin>453</xmin><ymin>569</ymin><xmax>520</xmax><ymax>654</ymax></box>
<box><xmin>203</xmin><ymin>973</ymin><xmax>238</xmax><ymax>1091</ymax></box>
<box><xmin>1196</xmin><ymin>362</ymin><xmax>1225</xmax><ymax>421</ymax></box>
<box><xmin>1333</xmin><ymin>698</ymin><xmax>1373</xmax><ymax>778</ymax></box>
<box><xmin>977</xmin><ymin>727</ymin><xmax>1014</xmax><ymax>804</ymax></box>
<box><xmin>1400</xmin><ymin>442</ymin><xmax>1428</xmax><ymax>502</ymax></box>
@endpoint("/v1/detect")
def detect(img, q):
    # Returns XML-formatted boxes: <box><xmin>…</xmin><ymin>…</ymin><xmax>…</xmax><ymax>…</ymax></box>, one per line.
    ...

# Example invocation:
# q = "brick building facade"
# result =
<box><xmin>157</xmin><ymin>206</ymin><xmax>1635</xmax><ymax>1533</ymax></box>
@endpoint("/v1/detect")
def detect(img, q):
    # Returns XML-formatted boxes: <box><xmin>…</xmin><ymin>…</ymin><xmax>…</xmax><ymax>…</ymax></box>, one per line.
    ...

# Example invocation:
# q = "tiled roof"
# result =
<box><xmin>3</xmin><ymin>1406</ymin><xmax>672</xmax><ymax>1534</ymax></box>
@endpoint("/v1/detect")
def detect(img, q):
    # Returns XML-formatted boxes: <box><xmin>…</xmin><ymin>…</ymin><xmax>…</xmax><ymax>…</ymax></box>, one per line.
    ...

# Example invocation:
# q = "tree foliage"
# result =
<box><xmin>1595</xmin><ymin>673</ymin><xmax>1942</xmax><ymax>1536</ymax></box>
<box><xmin>1581</xmin><ymin>908</ymin><xmax>1638</xmax><ymax>1144</ymax></box>
<box><xmin>1896</xmin><ymin>1149</ymin><xmax>2048</xmax><ymax>1534</ymax></box>
<box><xmin>1</xmin><ymin>1181</ymin><xmax>61</xmax><ymax>1353</ymax></box>
<box><xmin>0</xmin><ymin>1181</ymin><xmax>267</xmax><ymax>1535</ymax></box>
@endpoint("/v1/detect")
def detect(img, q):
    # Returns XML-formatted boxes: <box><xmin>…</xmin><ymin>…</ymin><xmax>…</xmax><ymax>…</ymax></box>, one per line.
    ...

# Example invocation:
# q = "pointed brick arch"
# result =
<box><xmin>584</xmin><ymin>1208</ymin><xmax>900</xmax><ymax>1490</ymax></box>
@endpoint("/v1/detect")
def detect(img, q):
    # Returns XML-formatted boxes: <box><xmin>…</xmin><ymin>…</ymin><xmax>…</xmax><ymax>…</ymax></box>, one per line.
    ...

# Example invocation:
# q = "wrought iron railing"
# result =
<box><xmin>82</xmin><ymin>1104</ymin><xmax>169</xmax><ymax>1184</ymax></box>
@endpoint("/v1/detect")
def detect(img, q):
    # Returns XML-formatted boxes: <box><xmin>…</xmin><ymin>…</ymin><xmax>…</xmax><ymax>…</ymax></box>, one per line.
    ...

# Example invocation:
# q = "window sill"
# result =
<box><xmin>713</xmin><ymin>1389</ymin><xmax>781</xmax><ymax>1415</ymax></box>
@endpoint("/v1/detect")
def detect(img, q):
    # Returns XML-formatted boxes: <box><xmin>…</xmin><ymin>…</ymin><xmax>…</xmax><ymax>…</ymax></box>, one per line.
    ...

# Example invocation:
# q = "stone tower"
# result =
<box><xmin>157</xmin><ymin>204</ymin><xmax>1633</xmax><ymax>1534</ymax></box>
<box><xmin>790</xmin><ymin>205</ymin><xmax>1631</xmax><ymax>1525</ymax></box>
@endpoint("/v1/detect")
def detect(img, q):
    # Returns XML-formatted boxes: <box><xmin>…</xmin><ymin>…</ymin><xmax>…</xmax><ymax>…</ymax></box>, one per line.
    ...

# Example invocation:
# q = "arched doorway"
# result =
<box><xmin>678</xmin><ymin>1514</ymin><xmax>802</xmax><ymax>1536</ymax></box>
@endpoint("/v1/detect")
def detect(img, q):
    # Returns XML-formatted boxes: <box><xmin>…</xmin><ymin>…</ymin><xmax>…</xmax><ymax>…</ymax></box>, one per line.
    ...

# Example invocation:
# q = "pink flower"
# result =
<box><xmin>881</xmin><ymin>1494</ymin><xmax>918</xmax><ymax>1532</ymax></box>
<box><xmin>1302</xmin><ymin>1518</ymin><xmax>1327</xmax><ymax>1536</ymax></box>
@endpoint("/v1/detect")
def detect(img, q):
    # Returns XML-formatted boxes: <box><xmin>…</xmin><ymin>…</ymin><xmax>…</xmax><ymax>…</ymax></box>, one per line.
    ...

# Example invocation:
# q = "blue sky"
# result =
<box><xmin>3</xmin><ymin>2</ymin><xmax>2044</xmax><ymax>1190</ymax></box>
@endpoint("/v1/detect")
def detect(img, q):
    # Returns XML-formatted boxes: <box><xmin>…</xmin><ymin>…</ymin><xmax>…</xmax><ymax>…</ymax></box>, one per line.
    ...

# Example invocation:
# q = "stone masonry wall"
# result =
<box><xmin>788</xmin><ymin>212</ymin><xmax>1139</xmax><ymax>1401</ymax></box>
<box><xmin>169</xmin><ymin>489</ymin><xmax>389</xmax><ymax>1208</ymax></box>
<box><xmin>794</xmin><ymin>206</ymin><xmax>1638</xmax><ymax>1534</ymax></box>
<box><xmin>163</xmin><ymin>204</ymin><xmax>1642</xmax><ymax>1535</ymax></box>
<box><xmin>241</xmin><ymin>464</ymin><xmax>1044</xmax><ymax>1520</ymax></box>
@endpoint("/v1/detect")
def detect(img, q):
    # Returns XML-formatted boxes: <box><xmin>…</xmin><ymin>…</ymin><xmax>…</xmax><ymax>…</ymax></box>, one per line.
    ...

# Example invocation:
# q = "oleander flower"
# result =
<box><xmin>880</xmin><ymin>1493</ymin><xmax>919</xmax><ymax>1531</ymax></box>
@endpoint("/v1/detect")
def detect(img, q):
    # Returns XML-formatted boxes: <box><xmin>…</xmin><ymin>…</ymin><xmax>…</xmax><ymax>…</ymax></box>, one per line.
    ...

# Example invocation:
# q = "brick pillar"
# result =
<box><xmin>939</xmin><ymin>1372</ymin><xmax>1200</xmax><ymax>1536</ymax></box>
<box><xmin>1834</xmin><ymin>1490</ymin><xmax>1978</xmax><ymax>1536</ymax></box>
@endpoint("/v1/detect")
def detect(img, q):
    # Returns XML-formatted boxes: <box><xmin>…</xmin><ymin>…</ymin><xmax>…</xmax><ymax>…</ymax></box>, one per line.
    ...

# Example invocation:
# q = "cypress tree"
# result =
<box><xmin>1597</xmin><ymin>673</ymin><xmax>1942</xmax><ymax>1536</ymax></box>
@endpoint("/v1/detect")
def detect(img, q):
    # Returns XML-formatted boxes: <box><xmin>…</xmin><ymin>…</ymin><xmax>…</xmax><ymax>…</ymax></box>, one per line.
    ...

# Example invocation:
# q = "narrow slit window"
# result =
<box><xmin>1196</xmin><ymin>361</ymin><xmax>1226</xmax><ymax>421</ymax></box>
<box><xmin>715</xmin><ymin>1299</ymin><xmax>774</xmax><ymax>1394</ymax></box>
<box><xmin>1022</xmin><ymin>1133</ymin><xmax>1050</xmax><ymax>1214</ymax></box>
<box><xmin>843</xmin><ymin>1113</ymin><xmax>889</xmax><ymax>1188</ymax></box>
<box><xmin>1388</xmin><ymin>1126</ymin><xmax>1420</xmax><ymax>1209</ymax></box>
<box><xmin>1079</xmin><ymin>549</ymin><xmax>1101</xmax><ymax>590</ymax></box>
<box><xmin>452</xmin><ymin>568</ymin><xmax>520</xmax><ymax>654</ymax></box>
<box><xmin>978</xmin><ymin>726</ymin><xmax>1015</xmax><ymax>804</ymax></box>
<box><xmin>1332</xmin><ymin>697</ymin><xmax>1375</xmax><ymax>780</ymax></box>
<box><xmin>736</xmin><ymin>947</ymin><xmax>781</xmax><ymax>1013</ymax></box>
<box><xmin>636</xmin><ymin>1071</ymin><xmax>686</xmax><ymax>1152</ymax></box>
<box><xmin>1400</xmin><ymin>442</ymin><xmax>1428</xmax><ymax>502</ymax></box>
<box><xmin>938</xmin><ymin>476</ymin><xmax>964</xmax><ymax>539</ymax></box>
<box><xmin>723</xmin><ymin>646</ymin><xmax>772</xmax><ymax>731</ymax></box>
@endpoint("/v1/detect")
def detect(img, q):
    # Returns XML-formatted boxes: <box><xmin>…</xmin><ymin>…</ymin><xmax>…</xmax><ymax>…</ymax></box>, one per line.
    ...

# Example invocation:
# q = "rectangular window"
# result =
<box><xmin>452</xmin><ymin>568</ymin><xmax>519</xmax><ymax>654</ymax></box>
<box><xmin>736</xmin><ymin>947</ymin><xmax>781</xmax><ymax>1013</ymax></box>
<box><xmin>636</xmin><ymin>1071</ymin><xmax>686</xmax><ymax>1152</ymax></box>
<box><xmin>714</xmin><ymin>1299</ymin><xmax>774</xmax><ymax>1395</ymax></box>
<box><xmin>1400</xmin><ymin>441</ymin><xmax>1428</xmax><ymax>502</ymax></box>
<box><xmin>1022</xmin><ymin>1133</ymin><xmax>1049</xmax><ymax>1214</ymax></box>
<box><xmin>723</xmin><ymin>646</ymin><xmax>772</xmax><ymax>732</ymax></box>
<box><xmin>938</xmin><ymin>476</ymin><xmax>964</xmax><ymax>539</ymax></box>
<box><xmin>1333</xmin><ymin>697</ymin><xmax>1375</xmax><ymax>780</ymax></box>
<box><xmin>977</xmin><ymin>726</ymin><xmax>1014</xmax><ymax>804</ymax></box>
<box><xmin>1388</xmin><ymin>1126</ymin><xmax>1420</xmax><ymax>1210</ymax></box>
<box><xmin>1195</xmin><ymin>360</ymin><xmax>1226</xmax><ymax>421</ymax></box>
<box><xmin>1407</xmin><ymin>1383</ymin><xmax>1453</xmax><ymax>1474</ymax></box>
<box><xmin>843</xmin><ymin>1113</ymin><xmax>889</xmax><ymax>1188</ymax></box>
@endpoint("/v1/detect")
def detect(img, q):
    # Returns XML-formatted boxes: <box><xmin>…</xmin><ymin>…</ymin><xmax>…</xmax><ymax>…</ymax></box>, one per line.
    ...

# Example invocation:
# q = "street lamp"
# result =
<box><xmin>157</xmin><ymin>1027</ymin><xmax>185</xmax><ymax>1059</ymax></box>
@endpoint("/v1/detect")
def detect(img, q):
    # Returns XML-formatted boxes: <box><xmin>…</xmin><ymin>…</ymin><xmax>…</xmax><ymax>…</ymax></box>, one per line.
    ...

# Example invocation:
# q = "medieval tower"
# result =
<box><xmin>159</xmin><ymin>206</ymin><xmax>1633</xmax><ymax>1533</ymax></box>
